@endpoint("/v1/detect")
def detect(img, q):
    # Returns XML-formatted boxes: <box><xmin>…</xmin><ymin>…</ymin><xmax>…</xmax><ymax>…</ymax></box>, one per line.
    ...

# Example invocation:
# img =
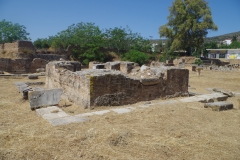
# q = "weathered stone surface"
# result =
<box><xmin>91</xmin><ymin>110</ymin><xmax>111</xmax><ymax>115</ymax></box>
<box><xmin>111</xmin><ymin>108</ymin><xmax>131</xmax><ymax>114</ymax></box>
<box><xmin>120</xmin><ymin>62</ymin><xmax>134</xmax><ymax>74</ymax></box>
<box><xmin>46</xmin><ymin>61</ymin><xmax>189</xmax><ymax>109</ymax></box>
<box><xmin>212</xmin><ymin>88</ymin><xmax>234</xmax><ymax>97</ymax></box>
<box><xmin>36</xmin><ymin>68</ymin><xmax>45</xmax><ymax>73</ymax></box>
<box><xmin>140</xmin><ymin>65</ymin><xmax>148</xmax><ymax>72</ymax></box>
<box><xmin>179</xmin><ymin>93</ymin><xmax>227</xmax><ymax>103</ymax></box>
<box><xmin>28</xmin><ymin>74</ymin><xmax>38</xmax><ymax>79</ymax></box>
<box><xmin>105</xmin><ymin>62</ymin><xmax>121</xmax><ymax>70</ymax></box>
<box><xmin>29</xmin><ymin>88</ymin><xmax>63</xmax><ymax>109</ymax></box>
<box><xmin>204</xmin><ymin>101</ymin><xmax>233</xmax><ymax>111</ymax></box>
<box><xmin>140</xmin><ymin>78</ymin><xmax>160</xmax><ymax>85</ymax></box>
<box><xmin>36</xmin><ymin>106</ymin><xmax>69</xmax><ymax>120</ymax></box>
<box><xmin>48</xmin><ymin>116</ymin><xmax>88</xmax><ymax>126</ymax></box>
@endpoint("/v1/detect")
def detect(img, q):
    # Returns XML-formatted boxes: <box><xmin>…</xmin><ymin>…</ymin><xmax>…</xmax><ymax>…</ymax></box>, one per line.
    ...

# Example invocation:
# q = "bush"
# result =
<box><xmin>159</xmin><ymin>50</ymin><xmax>177</xmax><ymax>62</ymax></box>
<box><xmin>123</xmin><ymin>50</ymin><xmax>149</xmax><ymax>66</ymax></box>
<box><xmin>194</xmin><ymin>58</ymin><xmax>203</xmax><ymax>65</ymax></box>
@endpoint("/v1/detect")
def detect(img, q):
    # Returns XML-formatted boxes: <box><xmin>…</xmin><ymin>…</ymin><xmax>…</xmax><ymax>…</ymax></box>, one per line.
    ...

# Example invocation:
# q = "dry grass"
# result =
<box><xmin>0</xmin><ymin>69</ymin><xmax>240</xmax><ymax>160</ymax></box>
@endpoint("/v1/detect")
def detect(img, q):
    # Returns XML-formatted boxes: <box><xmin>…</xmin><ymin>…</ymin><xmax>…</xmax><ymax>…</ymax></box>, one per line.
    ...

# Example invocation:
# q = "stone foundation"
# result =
<box><xmin>0</xmin><ymin>58</ymin><xmax>48</xmax><ymax>73</ymax></box>
<box><xmin>46</xmin><ymin>61</ymin><xmax>189</xmax><ymax>109</ymax></box>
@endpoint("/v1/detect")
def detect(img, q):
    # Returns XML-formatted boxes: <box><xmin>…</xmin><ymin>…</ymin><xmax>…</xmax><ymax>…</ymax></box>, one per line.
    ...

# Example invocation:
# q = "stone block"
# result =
<box><xmin>111</xmin><ymin>108</ymin><xmax>131</xmax><ymax>114</ymax></box>
<box><xmin>29</xmin><ymin>88</ymin><xmax>63</xmax><ymax>110</ymax></box>
<box><xmin>192</xmin><ymin>66</ymin><xmax>196</xmax><ymax>71</ymax></box>
<box><xmin>91</xmin><ymin>110</ymin><xmax>110</xmax><ymax>115</ymax></box>
<box><xmin>28</xmin><ymin>74</ymin><xmax>38</xmax><ymax>79</ymax></box>
<box><xmin>140</xmin><ymin>78</ymin><xmax>160</xmax><ymax>85</ymax></box>
<box><xmin>94</xmin><ymin>64</ymin><xmax>105</xmax><ymax>69</ymax></box>
<box><xmin>36</xmin><ymin>68</ymin><xmax>45</xmax><ymax>73</ymax></box>
<box><xmin>48</xmin><ymin>116</ymin><xmax>88</xmax><ymax>126</ymax></box>
<box><xmin>204</xmin><ymin>101</ymin><xmax>233</xmax><ymax>111</ymax></box>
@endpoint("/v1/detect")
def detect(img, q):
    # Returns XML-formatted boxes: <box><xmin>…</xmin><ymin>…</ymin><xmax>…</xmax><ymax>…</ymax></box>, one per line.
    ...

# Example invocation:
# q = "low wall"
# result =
<box><xmin>33</xmin><ymin>54</ymin><xmax>68</xmax><ymax>61</ymax></box>
<box><xmin>46</xmin><ymin>61</ymin><xmax>189</xmax><ymax>109</ymax></box>
<box><xmin>0</xmin><ymin>41</ymin><xmax>35</xmax><ymax>53</ymax></box>
<box><xmin>0</xmin><ymin>58</ymin><xmax>48</xmax><ymax>73</ymax></box>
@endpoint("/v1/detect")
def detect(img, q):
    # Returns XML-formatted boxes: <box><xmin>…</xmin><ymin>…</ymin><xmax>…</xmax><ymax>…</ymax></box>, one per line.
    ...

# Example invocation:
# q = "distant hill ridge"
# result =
<box><xmin>205</xmin><ymin>31</ymin><xmax>240</xmax><ymax>42</ymax></box>
<box><xmin>151</xmin><ymin>31</ymin><xmax>240</xmax><ymax>43</ymax></box>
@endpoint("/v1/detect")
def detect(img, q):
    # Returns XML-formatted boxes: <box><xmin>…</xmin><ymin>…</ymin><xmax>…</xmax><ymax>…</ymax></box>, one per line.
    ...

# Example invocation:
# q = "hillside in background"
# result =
<box><xmin>205</xmin><ymin>31</ymin><xmax>240</xmax><ymax>42</ymax></box>
<box><xmin>152</xmin><ymin>31</ymin><xmax>240</xmax><ymax>43</ymax></box>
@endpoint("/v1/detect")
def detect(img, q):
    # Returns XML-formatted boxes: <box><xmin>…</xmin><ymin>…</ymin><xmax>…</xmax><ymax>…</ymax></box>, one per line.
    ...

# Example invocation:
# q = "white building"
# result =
<box><xmin>206</xmin><ymin>49</ymin><xmax>240</xmax><ymax>59</ymax></box>
<box><xmin>222</xmin><ymin>39</ymin><xmax>232</xmax><ymax>45</ymax></box>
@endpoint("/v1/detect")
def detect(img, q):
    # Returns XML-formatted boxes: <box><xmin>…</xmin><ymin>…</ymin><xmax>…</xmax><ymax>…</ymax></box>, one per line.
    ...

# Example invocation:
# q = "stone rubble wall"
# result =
<box><xmin>0</xmin><ymin>41</ymin><xmax>35</xmax><ymax>53</ymax></box>
<box><xmin>33</xmin><ymin>54</ymin><xmax>68</xmax><ymax>61</ymax></box>
<box><xmin>0</xmin><ymin>58</ymin><xmax>48</xmax><ymax>73</ymax></box>
<box><xmin>46</xmin><ymin>61</ymin><xmax>189</xmax><ymax>109</ymax></box>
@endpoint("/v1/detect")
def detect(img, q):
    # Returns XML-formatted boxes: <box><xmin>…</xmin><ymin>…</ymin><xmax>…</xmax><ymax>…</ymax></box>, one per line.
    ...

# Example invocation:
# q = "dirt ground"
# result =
<box><xmin>0</xmin><ymin>69</ymin><xmax>240</xmax><ymax>160</ymax></box>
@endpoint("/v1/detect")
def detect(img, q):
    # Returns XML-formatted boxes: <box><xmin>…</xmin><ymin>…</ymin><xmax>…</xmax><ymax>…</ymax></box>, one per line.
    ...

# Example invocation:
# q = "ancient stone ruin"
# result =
<box><xmin>0</xmin><ymin>40</ymin><xmax>68</xmax><ymax>73</ymax></box>
<box><xmin>0</xmin><ymin>40</ymin><xmax>35</xmax><ymax>53</ymax></box>
<box><xmin>46</xmin><ymin>61</ymin><xmax>189</xmax><ymax>109</ymax></box>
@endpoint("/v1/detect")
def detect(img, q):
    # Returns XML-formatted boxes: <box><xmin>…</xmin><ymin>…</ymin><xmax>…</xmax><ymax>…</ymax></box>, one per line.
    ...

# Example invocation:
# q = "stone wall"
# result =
<box><xmin>0</xmin><ymin>41</ymin><xmax>35</xmax><ymax>53</ymax></box>
<box><xmin>46</xmin><ymin>61</ymin><xmax>189</xmax><ymax>109</ymax></box>
<box><xmin>33</xmin><ymin>54</ymin><xmax>68</xmax><ymax>61</ymax></box>
<box><xmin>0</xmin><ymin>58</ymin><xmax>48</xmax><ymax>73</ymax></box>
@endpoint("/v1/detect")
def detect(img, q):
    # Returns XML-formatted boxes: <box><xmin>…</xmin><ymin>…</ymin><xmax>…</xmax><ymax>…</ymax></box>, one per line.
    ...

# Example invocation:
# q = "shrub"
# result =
<box><xmin>123</xmin><ymin>50</ymin><xmax>149</xmax><ymax>65</ymax></box>
<box><xmin>194</xmin><ymin>58</ymin><xmax>203</xmax><ymax>65</ymax></box>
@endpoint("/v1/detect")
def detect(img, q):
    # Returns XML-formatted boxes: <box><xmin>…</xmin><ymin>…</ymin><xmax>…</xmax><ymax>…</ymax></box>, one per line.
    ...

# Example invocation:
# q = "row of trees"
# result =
<box><xmin>33</xmin><ymin>23</ymin><xmax>152</xmax><ymax>64</ymax></box>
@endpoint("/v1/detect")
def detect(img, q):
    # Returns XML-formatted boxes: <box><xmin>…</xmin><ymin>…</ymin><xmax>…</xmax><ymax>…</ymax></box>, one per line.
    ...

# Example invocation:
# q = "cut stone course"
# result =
<box><xmin>179</xmin><ymin>93</ymin><xmax>228</xmax><ymax>103</ymax></box>
<box><xmin>28</xmin><ymin>88</ymin><xmax>63</xmax><ymax>110</ymax></box>
<box><xmin>204</xmin><ymin>101</ymin><xmax>233</xmax><ymax>111</ymax></box>
<box><xmin>35</xmin><ymin>92</ymin><xmax>235</xmax><ymax>126</ymax></box>
<box><xmin>46</xmin><ymin>61</ymin><xmax>189</xmax><ymax>109</ymax></box>
<box><xmin>28</xmin><ymin>74</ymin><xmax>38</xmax><ymax>79</ymax></box>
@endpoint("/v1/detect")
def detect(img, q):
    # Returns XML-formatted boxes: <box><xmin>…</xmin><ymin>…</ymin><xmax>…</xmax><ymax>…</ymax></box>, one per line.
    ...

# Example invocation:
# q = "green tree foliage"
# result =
<box><xmin>159</xmin><ymin>0</ymin><xmax>218</xmax><ymax>56</ymax></box>
<box><xmin>0</xmin><ymin>19</ymin><xmax>30</xmax><ymax>43</ymax></box>
<box><xmin>44</xmin><ymin>22</ymin><xmax>151</xmax><ymax>64</ymax></box>
<box><xmin>55</xmin><ymin>22</ymin><xmax>104</xmax><ymax>64</ymax></box>
<box><xmin>202</xmin><ymin>41</ymin><xmax>218</xmax><ymax>56</ymax></box>
<box><xmin>219</xmin><ymin>35</ymin><xmax>240</xmax><ymax>49</ymax></box>
<box><xmin>194</xmin><ymin>58</ymin><xmax>203</xmax><ymax>65</ymax></box>
<box><xmin>33</xmin><ymin>38</ymin><xmax>51</xmax><ymax>49</ymax></box>
<box><xmin>123</xmin><ymin>50</ymin><xmax>149</xmax><ymax>66</ymax></box>
<box><xmin>104</xmin><ymin>26</ymin><xmax>151</xmax><ymax>54</ymax></box>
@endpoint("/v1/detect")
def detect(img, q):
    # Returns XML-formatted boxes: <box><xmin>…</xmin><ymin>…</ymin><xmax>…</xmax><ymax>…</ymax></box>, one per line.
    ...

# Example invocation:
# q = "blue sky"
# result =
<box><xmin>0</xmin><ymin>0</ymin><xmax>239</xmax><ymax>41</ymax></box>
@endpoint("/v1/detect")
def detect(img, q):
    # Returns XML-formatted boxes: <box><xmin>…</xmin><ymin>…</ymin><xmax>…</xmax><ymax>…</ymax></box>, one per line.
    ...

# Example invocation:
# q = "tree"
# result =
<box><xmin>33</xmin><ymin>38</ymin><xmax>51</xmax><ymax>49</ymax></box>
<box><xmin>0</xmin><ymin>19</ymin><xmax>30</xmax><ymax>43</ymax></box>
<box><xmin>159</xmin><ymin>0</ymin><xmax>218</xmax><ymax>56</ymax></box>
<box><xmin>123</xmin><ymin>50</ymin><xmax>149</xmax><ymax>66</ymax></box>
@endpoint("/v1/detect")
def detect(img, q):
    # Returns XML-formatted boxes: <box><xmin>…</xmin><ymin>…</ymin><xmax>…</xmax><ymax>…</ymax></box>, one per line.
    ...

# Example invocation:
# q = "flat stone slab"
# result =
<box><xmin>111</xmin><ymin>108</ymin><xmax>131</xmax><ymax>114</ymax></box>
<box><xmin>153</xmin><ymin>100</ymin><xmax>179</xmax><ymax>105</ymax></box>
<box><xmin>36</xmin><ymin>106</ymin><xmax>69</xmax><ymax>120</ymax></box>
<box><xmin>48</xmin><ymin>116</ymin><xmax>88</xmax><ymax>126</ymax></box>
<box><xmin>204</xmin><ymin>101</ymin><xmax>233</xmax><ymax>111</ymax></box>
<box><xmin>75</xmin><ymin>112</ymin><xmax>95</xmax><ymax>117</ymax></box>
<box><xmin>179</xmin><ymin>93</ymin><xmax>227</xmax><ymax>103</ymax></box>
<box><xmin>28</xmin><ymin>74</ymin><xmax>38</xmax><ymax>79</ymax></box>
<box><xmin>91</xmin><ymin>110</ymin><xmax>110</xmax><ymax>115</ymax></box>
<box><xmin>29</xmin><ymin>88</ymin><xmax>63</xmax><ymax>109</ymax></box>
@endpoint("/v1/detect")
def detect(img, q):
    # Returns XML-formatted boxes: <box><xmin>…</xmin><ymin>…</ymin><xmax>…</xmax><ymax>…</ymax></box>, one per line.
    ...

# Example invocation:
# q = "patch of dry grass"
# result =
<box><xmin>0</xmin><ymin>70</ymin><xmax>240</xmax><ymax>159</ymax></box>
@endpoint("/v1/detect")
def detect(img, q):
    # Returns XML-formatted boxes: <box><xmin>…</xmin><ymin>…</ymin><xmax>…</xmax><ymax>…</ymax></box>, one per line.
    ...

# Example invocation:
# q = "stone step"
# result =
<box><xmin>204</xmin><ymin>101</ymin><xmax>233</xmax><ymax>111</ymax></box>
<box><xmin>35</xmin><ymin>92</ymin><xmax>235</xmax><ymax>126</ymax></box>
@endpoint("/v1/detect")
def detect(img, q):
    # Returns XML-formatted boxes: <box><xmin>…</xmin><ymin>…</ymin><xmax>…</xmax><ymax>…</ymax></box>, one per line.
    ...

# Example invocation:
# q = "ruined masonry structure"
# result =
<box><xmin>46</xmin><ymin>61</ymin><xmax>189</xmax><ymax>109</ymax></box>
<box><xmin>0</xmin><ymin>41</ymin><xmax>35</xmax><ymax>53</ymax></box>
